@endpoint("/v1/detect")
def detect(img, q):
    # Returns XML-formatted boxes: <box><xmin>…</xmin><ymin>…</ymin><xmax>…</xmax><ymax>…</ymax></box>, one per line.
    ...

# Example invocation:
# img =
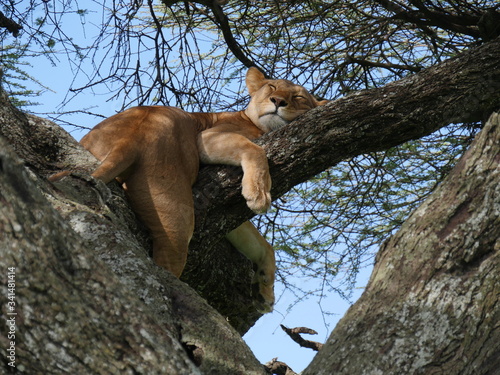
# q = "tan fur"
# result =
<box><xmin>63</xmin><ymin>67</ymin><xmax>326</xmax><ymax>312</ymax></box>
<box><xmin>226</xmin><ymin>221</ymin><xmax>276</xmax><ymax>312</ymax></box>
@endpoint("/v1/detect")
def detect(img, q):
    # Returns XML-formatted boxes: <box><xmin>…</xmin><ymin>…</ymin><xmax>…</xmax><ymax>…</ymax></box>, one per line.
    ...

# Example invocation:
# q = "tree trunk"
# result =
<box><xmin>0</xmin><ymin>138</ymin><xmax>202</xmax><ymax>375</ymax></box>
<box><xmin>303</xmin><ymin>111</ymin><xmax>499</xmax><ymax>374</ymax></box>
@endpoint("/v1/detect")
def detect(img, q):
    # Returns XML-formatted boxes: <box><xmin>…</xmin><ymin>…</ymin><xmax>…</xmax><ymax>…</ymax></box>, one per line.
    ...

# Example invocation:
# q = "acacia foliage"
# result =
<box><xmin>1</xmin><ymin>0</ymin><xmax>498</xmax><ymax>297</ymax></box>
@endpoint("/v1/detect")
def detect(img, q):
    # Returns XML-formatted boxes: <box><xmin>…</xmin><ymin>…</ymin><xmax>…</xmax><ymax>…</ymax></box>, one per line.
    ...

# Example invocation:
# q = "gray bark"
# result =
<box><xmin>0</xmin><ymin>139</ymin><xmax>200</xmax><ymax>374</ymax></box>
<box><xmin>303</xmin><ymin>112</ymin><xmax>500</xmax><ymax>374</ymax></box>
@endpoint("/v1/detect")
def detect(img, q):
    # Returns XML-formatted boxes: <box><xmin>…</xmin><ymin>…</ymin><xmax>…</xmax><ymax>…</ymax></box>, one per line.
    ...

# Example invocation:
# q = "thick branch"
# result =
<box><xmin>184</xmin><ymin>38</ymin><xmax>498</xmax><ymax>326</ymax></box>
<box><xmin>190</xmin><ymin>36</ymin><xmax>500</xmax><ymax>253</ymax></box>
<box><xmin>373</xmin><ymin>0</ymin><xmax>481</xmax><ymax>38</ymax></box>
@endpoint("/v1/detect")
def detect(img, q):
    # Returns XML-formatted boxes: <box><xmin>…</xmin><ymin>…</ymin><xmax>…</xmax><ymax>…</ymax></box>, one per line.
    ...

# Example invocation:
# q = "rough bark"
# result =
<box><xmin>303</xmin><ymin>112</ymin><xmax>500</xmax><ymax>374</ymax></box>
<box><xmin>0</xmin><ymin>139</ymin><xmax>200</xmax><ymax>375</ymax></box>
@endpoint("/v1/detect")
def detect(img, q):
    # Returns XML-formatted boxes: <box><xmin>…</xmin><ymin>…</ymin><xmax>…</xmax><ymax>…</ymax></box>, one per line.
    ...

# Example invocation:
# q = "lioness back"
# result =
<box><xmin>80</xmin><ymin>106</ymin><xmax>206</xmax><ymax>183</ymax></box>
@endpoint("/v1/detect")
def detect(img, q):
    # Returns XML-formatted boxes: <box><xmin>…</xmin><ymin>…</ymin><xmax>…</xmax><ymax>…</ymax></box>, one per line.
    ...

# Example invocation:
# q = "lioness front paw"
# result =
<box><xmin>244</xmin><ymin>190</ymin><xmax>271</xmax><ymax>213</ymax></box>
<box><xmin>242</xmin><ymin>177</ymin><xmax>271</xmax><ymax>213</ymax></box>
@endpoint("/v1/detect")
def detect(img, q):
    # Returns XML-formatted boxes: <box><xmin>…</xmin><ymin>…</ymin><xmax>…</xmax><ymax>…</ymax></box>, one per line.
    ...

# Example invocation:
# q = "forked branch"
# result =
<box><xmin>281</xmin><ymin>325</ymin><xmax>324</xmax><ymax>351</ymax></box>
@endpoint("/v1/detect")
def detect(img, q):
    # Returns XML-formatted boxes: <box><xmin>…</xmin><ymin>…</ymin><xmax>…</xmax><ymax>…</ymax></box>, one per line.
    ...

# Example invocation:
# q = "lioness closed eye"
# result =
<box><xmin>54</xmin><ymin>67</ymin><xmax>327</xmax><ymax>313</ymax></box>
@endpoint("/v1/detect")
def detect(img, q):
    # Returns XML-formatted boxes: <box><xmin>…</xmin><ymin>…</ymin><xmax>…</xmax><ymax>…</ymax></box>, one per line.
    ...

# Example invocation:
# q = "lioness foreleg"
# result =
<box><xmin>197</xmin><ymin>130</ymin><xmax>271</xmax><ymax>213</ymax></box>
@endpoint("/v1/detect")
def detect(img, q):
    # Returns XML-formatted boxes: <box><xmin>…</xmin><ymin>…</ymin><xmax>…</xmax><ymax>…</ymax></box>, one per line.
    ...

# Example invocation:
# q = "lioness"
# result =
<box><xmin>60</xmin><ymin>67</ymin><xmax>326</xmax><ymax>312</ymax></box>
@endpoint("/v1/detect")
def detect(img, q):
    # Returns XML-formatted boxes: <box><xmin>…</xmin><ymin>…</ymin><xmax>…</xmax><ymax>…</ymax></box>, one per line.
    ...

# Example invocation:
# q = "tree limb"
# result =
<box><xmin>373</xmin><ymin>0</ymin><xmax>481</xmax><ymax>38</ymax></box>
<box><xmin>280</xmin><ymin>325</ymin><xmax>324</xmax><ymax>351</ymax></box>
<box><xmin>190</xmin><ymin>36</ymin><xmax>500</xmax><ymax>252</ymax></box>
<box><xmin>182</xmin><ymin>38</ymin><xmax>500</xmax><ymax>323</ymax></box>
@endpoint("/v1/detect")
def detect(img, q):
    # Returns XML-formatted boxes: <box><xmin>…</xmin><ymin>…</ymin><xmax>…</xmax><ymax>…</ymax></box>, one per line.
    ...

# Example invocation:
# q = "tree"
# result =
<box><xmin>1</xmin><ymin>35</ymin><xmax>499</xmax><ymax>374</ymax></box>
<box><xmin>2</xmin><ymin>0</ymin><xmax>499</xmax><ymax>301</ymax></box>
<box><xmin>1</xmin><ymin>1</ymin><xmax>499</xmax><ymax>372</ymax></box>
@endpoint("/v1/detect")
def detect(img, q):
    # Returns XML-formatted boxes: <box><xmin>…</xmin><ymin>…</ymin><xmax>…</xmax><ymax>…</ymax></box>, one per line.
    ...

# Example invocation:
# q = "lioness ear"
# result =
<box><xmin>246</xmin><ymin>67</ymin><xmax>267</xmax><ymax>96</ymax></box>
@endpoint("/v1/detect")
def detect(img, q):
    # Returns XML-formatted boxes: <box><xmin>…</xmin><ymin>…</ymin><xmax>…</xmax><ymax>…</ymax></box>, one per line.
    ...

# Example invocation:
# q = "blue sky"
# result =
<box><xmin>3</xmin><ymin>2</ymin><xmax>375</xmax><ymax>371</ymax></box>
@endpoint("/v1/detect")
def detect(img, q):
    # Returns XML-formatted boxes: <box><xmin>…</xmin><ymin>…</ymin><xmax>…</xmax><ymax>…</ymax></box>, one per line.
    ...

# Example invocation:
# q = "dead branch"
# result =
<box><xmin>281</xmin><ymin>325</ymin><xmax>324</xmax><ymax>351</ymax></box>
<box><xmin>264</xmin><ymin>358</ymin><xmax>298</xmax><ymax>375</ymax></box>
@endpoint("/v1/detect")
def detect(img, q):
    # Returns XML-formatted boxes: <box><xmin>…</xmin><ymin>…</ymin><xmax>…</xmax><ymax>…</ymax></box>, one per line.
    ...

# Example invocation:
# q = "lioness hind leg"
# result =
<box><xmin>150</xmin><ymin>203</ymin><xmax>194</xmax><ymax>277</ymax></box>
<box><xmin>124</xmin><ymin>175</ymin><xmax>195</xmax><ymax>278</ymax></box>
<box><xmin>88</xmin><ymin>147</ymin><xmax>137</xmax><ymax>184</ymax></box>
<box><xmin>226</xmin><ymin>221</ymin><xmax>276</xmax><ymax>313</ymax></box>
<box><xmin>151</xmin><ymin>226</ymin><xmax>191</xmax><ymax>278</ymax></box>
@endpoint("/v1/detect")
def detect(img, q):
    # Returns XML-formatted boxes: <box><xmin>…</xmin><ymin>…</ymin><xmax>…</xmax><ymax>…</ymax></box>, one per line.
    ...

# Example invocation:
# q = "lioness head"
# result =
<box><xmin>244</xmin><ymin>67</ymin><xmax>328</xmax><ymax>133</ymax></box>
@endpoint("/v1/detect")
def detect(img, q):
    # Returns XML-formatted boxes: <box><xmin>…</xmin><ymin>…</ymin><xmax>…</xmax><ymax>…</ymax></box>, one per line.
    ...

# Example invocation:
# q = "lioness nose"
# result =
<box><xmin>270</xmin><ymin>96</ymin><xmax>287</xmax><ymax>108</ymax></box>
